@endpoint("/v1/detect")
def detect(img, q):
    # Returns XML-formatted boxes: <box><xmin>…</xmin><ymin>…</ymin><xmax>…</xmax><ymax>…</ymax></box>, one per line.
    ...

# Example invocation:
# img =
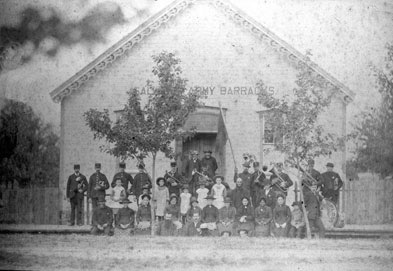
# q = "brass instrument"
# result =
<box><xmin>270</xmin><ymin>165</ymin><xmax>288</xmax><ymax>193</ymax></box>
<box><xmin>286</xmin><ymin>160</ymin><xmax>319</xmax><ymax>191</ymax></box>
<box><xmin>193</xmin><ymin>170</ymin><xmax>213</xmax><ymax>185</ymax></box>
<box><xmin>165</xmin><ymin>170</ymin><xmax>181</xmax><ymax>185</ymax></box>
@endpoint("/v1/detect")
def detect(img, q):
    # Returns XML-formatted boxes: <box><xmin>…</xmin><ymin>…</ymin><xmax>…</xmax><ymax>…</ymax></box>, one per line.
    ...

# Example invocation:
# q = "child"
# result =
<box><xmin>180</xmin><ymin>185</ymin><xmax>192</xmax><ymax>224</ymax></box>
<box><xmin>108</xmin><ymin>179</ymin><xmax>126</xmax><ymax>227</ymax></box>
<box><xmin>164</xmin><ymin>195</ymin><xmax>182</xmax><ymax>230</ymax></box>
<box><xmin>186</xmin><ymin>197</ymin><xmax>202</xmax><ymax>222</ymax></box>
<box><xmin>272</xmin><ymin>194</ymin><xmax>291</xmax><ymax>238</ymax></box>
<box><xmin>289</xmin><ymin>201</ymin><xmax>305</xmax><ymax>238</ymax></box>
<box><xmin>196</xmin><ymin>181</ymin><xmax>209</xmax><ymax>209</ymax></box>
<box><xmin>117</xmin><ymin>198</ymin><xmax>135</xmax><ymax>235</ymax></box>
<box><xmin>138</xmin><ymin>184</ymin><xmax>151</xmax><ymax>205</ymax></box>
<box><xmin>211</xmin><ymin>176</ymin><xmax>226</xmax><ymax>209</ymax></box>
<box><xmin>127</xmin><ymin>193</ymin><xmax>139</xmax><ymax>213</ymax></box>
<box><xmin>153</xmin><ymin>177</ymin><xmax>169</xmax><ymax>221</ymax></box>
<box><xmin>135</xmin><ymin>194</ymin><xmax>152</xmax><ymax>235</ymax></box>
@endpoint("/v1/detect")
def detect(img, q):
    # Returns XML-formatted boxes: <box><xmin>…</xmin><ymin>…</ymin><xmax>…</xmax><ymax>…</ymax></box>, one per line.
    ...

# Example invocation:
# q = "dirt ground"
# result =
<box><xmin>0</xmin><ymin>233</ymin><xmax>392</xmax><ymax>271</ymax></box>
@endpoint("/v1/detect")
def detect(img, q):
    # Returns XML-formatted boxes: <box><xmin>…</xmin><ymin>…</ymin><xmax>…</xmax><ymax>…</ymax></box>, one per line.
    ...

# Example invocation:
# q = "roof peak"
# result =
<box><xmin>50</xmin><ymin>0</ymin><xmax>355</xmax><ymax>104</ymax></box>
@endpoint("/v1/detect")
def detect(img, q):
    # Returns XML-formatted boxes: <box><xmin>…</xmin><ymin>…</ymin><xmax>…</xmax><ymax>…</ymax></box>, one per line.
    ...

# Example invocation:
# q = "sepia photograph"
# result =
<box><xmin>0</xmin><ymin>0</ymin><xmax>393</xmax><ymax>270</ymax></box>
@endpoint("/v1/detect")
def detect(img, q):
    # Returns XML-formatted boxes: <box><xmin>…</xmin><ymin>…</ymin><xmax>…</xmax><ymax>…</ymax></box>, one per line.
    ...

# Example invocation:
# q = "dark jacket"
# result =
<box><xmin>184</xmin><ymin>159</ymin><xmax>202</xmax><ymax>179</ymax></box>
<box><xmin>273</xmin><ymin>204</ymin><xmax>291</xmax><ymax>225</ymax></box>
<box><xmin>202</xmin><ymin>204</ymin><xmax>219</xmax><ymax>223</ymax></box>
<box><xmin>136</xmin><ymin>204</ymin><xmax>151</xmax><ymax>223</ymax></box>
<box><xmin>218</xmin><ymin>206</ymin><xmax>236</xmax><ymax>223</ymax></box>
<box><xmin>320</xmin><ymin>171</ymin><xmax>343</xmax><ymax>192</ymax></box>
<box><xmin>156</xmin><ymin>220</ymin><xmax>177</xmax><ymax>236</ymax></box>
<box><xmin>111</xmin><ymin>171</ymin><xmax>134</xmax><ymax>191</ymax></box>
<box><xmin>236</xmin><ymin>205</ymin><xmax>254</xmax><ymax>222</ymax></box>
<box><xmin>201</xmin><ymin>156</ymin><xmax>218</xmax><ymax>177</ymax></box>
<box><xmin>164</xmin><ymin>204</ymin><xmax>181</xmax><ymax>220</ymax></box>
<box><xmin>88</xmin><ymin>172</ymin><xmax>109</xmax><ymax>199</ymax></box>
<box><xmin>186</xmin><ymin>206</ymin><xmax>203</xmax><ymax>221</ymax></box>
<box><xmin>164</xmin><ymin>170</ymin><xmax>184</xmax><ymax>196</ymax></box>
<box><xmin>259</xmin><ymin>188</ymin><xmax>277</xmax><ymax>209</ymax></box>
<box><xmin>133</xmin><ymin>172</ymin><xmax>152</xmax><ymax>198</ymax></box>
<box><xmin>304</xmin><ymin>190</ymin><xmax>323</xmax><ymax>220</ymax></box>
<box><xmin>230</xmin><ymin>186</ymin><xmax>251</xmax><ymax>210</ymax></box>
<box><xmin>270</xmin><ymin>172</ymin><xmax>293</xmax><ymax>196</ymax></box>
<box><xmin>92</xmin><ymin>206</ymin><xmax>113</xmax><ymax>226</ymax></box>
<box><xmin>184</xmin><ymin>221</ymin><xmax>202</xmax><ymax>236</ymax></box>
<box><xmin>66</xmin><ymin>173</ymin><xmax>88</xmax><ymax>199</ymax></box>
<box><xmin>118</xmin><ymin>207</ymin><xmax>135</xmax><ymax>225</ymax></box>
<box><xmin>254</xmin><ymin>205</ymin><xmax>272</xmax><ymax>224</ymax></box>
<box><xmin>234</xmin><ymin>171</ymin><xmax>253</xmax><ymax>193</ymax></box>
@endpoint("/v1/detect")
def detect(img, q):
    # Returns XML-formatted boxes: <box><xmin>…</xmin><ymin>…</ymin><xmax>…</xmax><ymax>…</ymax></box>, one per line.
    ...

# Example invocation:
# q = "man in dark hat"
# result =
<box><xmin>183</xmin><ymin>150</ymin><xmax>202</xmax><ymax>196</ymax></box>
<box><xmin>164</xmin><ymin>162</ymin><xmax>183</xmax><ymax>197</ymax></box>
<box><xmin>117</xmin><ymin>198</ymin><xmax>135</xmax><ymax>234</ymax></box>
<box><xmin>234</xmin><ymin>161</ymin><xmax>253</xmax><ymax>195</ymax></box>
<box><xmin>200</xmin><ymin>195</ymin><xmax>219</xmax><ymax>236</ymax></box>
<box><xmin>133</xmin><ymin>162</ymin><xmax>152</xmax><ymax>199</ymax></box>
<box><xmin>201</xmin><ymin>150</ymin><xmax>218</xmax><ymax>178</ymax></box>
<box><xmin>270</xmin><ymin>162</ymin><xmax>293</xmax><ymax>197</ymax></box>
<box><xmin>320</xmin><ymin>162</ymin><xmax>343</xmax><ymax>205</ymax></box>
<box><xmin>302</xmin><ymin>159</ymin><xmax>322</xmax><ymax>192</ymax></box>
<box><xmin>91</xmin><ymin>197</ymin><xmax>114</xmax><ymax>236</ymax></box>
<box><xmin>66</xmin><ymin>164</ymin><xmax>88</xmax><ymax>226</ymax></box>
<box><xmin>111</xmin><ymin>162</ymin><xmax>134</xmax><ymax>194</ymax></box>
<box><xmin>251</xmin><ymin>161</ymin><xmax>266</xmax><ymax>207</ymax></box>
<box><xmin>230</xmin><ymin>178</ymin><xmax>251</xmax><ymax>210</ymax></box>
<box><xmin>88</xmin><ymin>163</ymin><xmax>109</xmax><ymax>212</ymax></box>
<box><xmin>304</xmin><ymin>184</ymin><xmax>325</xmax><ymax>238</ymax></box>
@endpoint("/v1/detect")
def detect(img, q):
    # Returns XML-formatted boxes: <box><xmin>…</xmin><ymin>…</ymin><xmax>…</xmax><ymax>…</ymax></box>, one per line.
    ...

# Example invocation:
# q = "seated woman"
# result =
<box><xmin>135</xmin><ymin>194</ymin><xmax>152</xmax><ymax>235</ymax></box>
<box><xmin>164</xmin><ymin>194</ymin><xmax>182</xmax><ymax>230</ymax></box>
<box><xmin>254</xmin><ymin>197</ymin><xmax>273</xmax><ymax>237</ymax></box>
<box><xmin>200</xmin><ymin>195</ymin><xmax>219</xmax><ymax>236</ymax></box>
<box><xmin>235</xmin><ymin>197</ymin><xmax>254</xmax><ymax>237</ymax></box>
<box><xmin>117</xmin><ymin>198</ymin><xmax>135</xmax><ymax>235</ymax></box>
<box><xmin>272</xmin><ymin>194</ymin><xmax>291</xmax><ymax>238</ymax></box>
<box><xmin>217</xmin><ymin>196</ymin><xmax>236</xmax><ymax>236</ymax></box>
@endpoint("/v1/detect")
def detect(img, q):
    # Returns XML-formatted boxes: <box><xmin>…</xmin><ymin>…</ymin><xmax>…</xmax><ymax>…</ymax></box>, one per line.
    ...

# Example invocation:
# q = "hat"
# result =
<box><xmin>97</xmin><ymin>196</ymin><xmax>106</xmax><ymax>203</ymax></box>
<box><xmin>119</xmin><ymin>162</ymin><xmax>126</xmax><ymax>168</ymax></box>
<box><xmin>121</xmin><ymin>198</ymin><xmax>131</xmax><ymax>204</ymax></box>
<box><xmin>170</xmin><ymin>161</ymin><xmax>177</xmax><ymax>167</ymax></box>
<box><xmin>191</xmin><ymin>150</ymin><xmax>198</xmax><ymax>155</ymax></box>
<box><xmin>141</xmin><ymin>194</ymin><xmax>151</xmax><ymax>201</ymax></box>
<box><xmin>156</xmin><ymin>177</ymin><xmax>166</xmax><ymax>185</ymax></box>
<box><xmin>204</xmin><ymin>150</ymin><xmax>212</xmax><ymax>154</ymax></box>
<box><xmin>224</xmin><ymin>197</ymin><xmax>232</xmax><ymax>203</ymax></box>
<box><xmin>74</xmin><ymin>164</ymin><xmax>80</xmax><ymax>170</ymax></box>
<box><xmin>326</xmin><ymin>162</ymin><xmax>334</xmax><ymax>167</ymax></box>
<box><xmin>308</xmin><ymin>159</ymin><xmax>315</xmax><ymax>165</ymax></box>
<box><xmin>142</xmin><ymin>184</ymin><xmax>151</xmax><ymax>190</ymax></box>
<box><xmin>190</xmin><ymin>196</ymin><xmax>198</xmax><ymax>204</ymax></box>
<box><xmin>205</xmin><ymin>195</ymin><xmax>216</xmax><ymax>200</ymax></box>
<box><xmin>253</xmin><ymin>161</ymin><xmax>260</xmax><ymax>167</ymax></box>
<box><xmin>242</xmin><ymin>161</ymin><xmax>251</xmax><ymax>168</ymax></box>
<box><xmin>213</xmin><ymin>175</ymin><xmax>224</xmax><ymax>182</ymax></box>
<box><xmin>170</xmin><ymin>194</ymin><xmax>178</xmax><ymax>202</ymax></box>
<box><xmin>95</xmin><ymin>163</ymin><xmax>101</xmax><ymax>168</ymax></box>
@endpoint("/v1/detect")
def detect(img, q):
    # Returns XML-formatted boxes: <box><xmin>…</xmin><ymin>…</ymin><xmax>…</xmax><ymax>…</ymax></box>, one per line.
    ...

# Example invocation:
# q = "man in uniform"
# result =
<box><xmin>183</xmin><ymin>150</ymin><xmax>202</xmax><ymax>196</ymax></box>
<box><xmin>88</xmin><ymin>163</ymin><xmax>109</xmax><ymax>212</ymax></box>
<box><xmin>302</xmin><ymin>159</ymin><xmax>322</xmax><ymax>192</ymax></box>
<box><xmin>233</xmin><ymin>161</ymin><xmax>253</xmax><ymax>195</ymax></box>
<box><xmin>66</xmin><ymin>164</ymin><xmax>88</xmax><ymax>226</ymax></box>
<box><xmin>164</xmin><ymin>162</ymin><xmax>183</xmax><ymax>197</ymax></box>
<box><xmin>133</xmin><ymin>162</ymin><xmax>152</xmax><ymax>199</ymax></box>
<box><xmin>111</xmin><ymin>162</ymin><xmax>134</xmax><ymax>194</ymax></box>
<box><xmin>260</xmin><ymin>179</ymin><xmax>277</xmax><ymax>209</ymax></box>
<box><xmin>304</xmin><ymin>184</ymin><xmax>325</xmax><ymax>238</ymax></box>
<box><xmin>250</xmin><ymin>161</ymin><xmax>266</xmax><ymax>207</ymax></box>
<box><xmin>201</xmin><ymin>150</ymin><xmax>218</xmax><ymax>178</ymax></box>
<box><xmin>320</xmin><ymin>162</ymin><xmax>343</xmax><ymax>205</ymax></box>
<box><xmin>270</xmin><ymin>162</ymin><xmax>293</xmax><ymax>197</ymax></box>
<box><xmin>90</xmin><ymin>196</ymin><xmax>114</xmax><ymax>236</ymax></box>
<box><xmin>230</xmin><ymin>178</ymin><xmax>251</xmax><ymax>210</ymax></box>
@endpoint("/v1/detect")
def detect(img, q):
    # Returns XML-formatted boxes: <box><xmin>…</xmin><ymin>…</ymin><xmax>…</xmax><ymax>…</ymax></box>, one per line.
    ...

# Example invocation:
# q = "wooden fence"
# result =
<box><xmin>342</xmin><ymin>173</ymin><xmax>393</xmax><ymax>224</ymax></box>
<box><xmin>0</xmin><ymin>188</ymin><xmax>60</xmax><ymax>224</ymax></box>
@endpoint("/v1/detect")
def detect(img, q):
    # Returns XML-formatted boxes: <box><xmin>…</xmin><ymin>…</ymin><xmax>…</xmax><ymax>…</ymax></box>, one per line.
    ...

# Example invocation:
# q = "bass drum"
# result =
<box><xmin>320</xmin><ymin>199</ymin><xmax>338</xmax><ymax>230</ymax></box>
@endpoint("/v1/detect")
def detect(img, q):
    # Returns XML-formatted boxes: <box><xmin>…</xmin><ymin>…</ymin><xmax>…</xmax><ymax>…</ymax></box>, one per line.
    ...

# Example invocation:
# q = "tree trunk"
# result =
<box><xmin>151</xmin><ymin>152</ymin><xmax>156</xmax><ymax>236</ymax></box>
<box><xmin>296</xmin><ymin>159</ymin><xmax>312</xmax><ymax>239</ymax></box>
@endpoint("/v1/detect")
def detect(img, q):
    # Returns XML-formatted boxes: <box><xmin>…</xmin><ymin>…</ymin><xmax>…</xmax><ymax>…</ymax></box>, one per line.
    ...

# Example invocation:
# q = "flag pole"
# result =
<box><xmin>219</xmin><ymin>102</ymin><xmax>237</xmax><ymax>169</ymax></box>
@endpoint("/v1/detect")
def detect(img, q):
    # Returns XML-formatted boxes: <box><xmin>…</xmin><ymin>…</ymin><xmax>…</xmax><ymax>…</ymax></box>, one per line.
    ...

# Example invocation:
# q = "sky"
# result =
<box><xmin>0</xmin><ymin>0</ymin><xmax>392</xmax><ymax>133</ymax></box>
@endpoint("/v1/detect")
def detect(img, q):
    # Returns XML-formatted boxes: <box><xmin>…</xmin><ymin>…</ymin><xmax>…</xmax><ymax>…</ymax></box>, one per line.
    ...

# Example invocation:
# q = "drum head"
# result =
<box><xmin>320</xmin><ymin>199</ymin><xmax>338</xmax><ymax>230</ymax></box>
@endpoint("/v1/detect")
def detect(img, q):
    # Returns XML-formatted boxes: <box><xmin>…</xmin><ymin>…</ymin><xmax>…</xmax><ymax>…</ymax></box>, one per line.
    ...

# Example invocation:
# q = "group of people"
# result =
<box><xmin>66</xmin><ymin>150</ymin><xmax>343</xmax><ymax>238</ymax></box>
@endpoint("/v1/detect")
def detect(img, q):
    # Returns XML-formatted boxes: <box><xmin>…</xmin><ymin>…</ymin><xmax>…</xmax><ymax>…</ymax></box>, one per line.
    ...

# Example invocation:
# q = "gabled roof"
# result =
<box><xmin>50</xmin><ymin>0</ymin><xmax>355</xmax><ymax>104</ymax></box>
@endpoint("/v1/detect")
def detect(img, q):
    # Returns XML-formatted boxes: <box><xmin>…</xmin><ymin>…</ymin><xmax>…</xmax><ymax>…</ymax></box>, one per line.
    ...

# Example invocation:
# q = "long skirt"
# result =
<box><xmin>135</xmin><ymin>221</ymin><xmax>151</xmax><ymax>235</ymax></box>
<box><xmin>217</xmin><ymin>222</ymin><xmax>234</xmax><ymax>236</ymax></box>
<box><xmin>255</xmin><ymin>223</ymin><xmax>271</xmax><ymax>237</ymax></box>
<box><xmin>272</xmin><ymin>223</ymin><xmax>289</xmax><ymax>237</ymax></box>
